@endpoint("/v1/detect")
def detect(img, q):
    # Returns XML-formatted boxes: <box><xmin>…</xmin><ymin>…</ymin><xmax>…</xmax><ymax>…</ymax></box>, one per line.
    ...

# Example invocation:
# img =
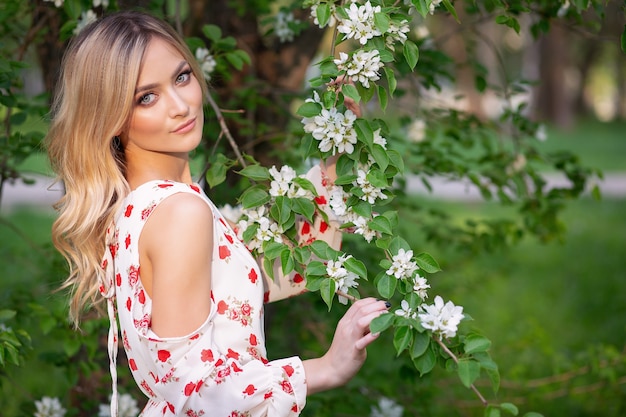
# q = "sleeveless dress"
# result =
<box><xmin>98</xmin><ymin>166</ymin><xmax>340</xmax><ymax>417</ymax></box>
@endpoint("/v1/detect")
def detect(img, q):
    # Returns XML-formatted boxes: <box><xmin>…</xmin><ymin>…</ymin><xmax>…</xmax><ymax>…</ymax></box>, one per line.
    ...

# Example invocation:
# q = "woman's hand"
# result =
<box><xmin>303</xmin><ymin>298</ymin><xmax>390</xmax><ymax>394</ymax></box>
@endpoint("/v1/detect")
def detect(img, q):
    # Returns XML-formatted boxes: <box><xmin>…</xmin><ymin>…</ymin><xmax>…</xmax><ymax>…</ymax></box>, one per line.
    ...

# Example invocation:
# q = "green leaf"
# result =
<box><xmin>240</xmin><ymin>185</ymin><xmax>270</xmax><ymax>209</ymax></box>
<box><xmin>441</xmin><ymin>0</ymin><xmax>460</xmax><ymax>22</ymax></box>
<box><xmin>334</xmin><ymin>174</ymin><xmax>357</xmax><ymax>186</ymax></box>
<box><xmin>411</xmin><ymin>331</ymin><xmax>430</xmax><ymax>358</ymax></box>
<box><xmin>292</xmin><ymin>198</ymin><xmax>315</xmax><ymax>222</ymax></box>
<box><xmin>415</xmin><ymin>252</ymin><xmax>441</xmax><ymax>273</ymax></box>
<box><xmin>297</xmin><ymin>102</ymin><xmax>322</xmax><ymax>118</ymax></box>
<box><xmin>354</xmin><ymin>119</ymin><xmax>374</xmax><ymax>147</ymax></box>
<box><xmin>263</xmin><ymin>241</ymin><xmax>286</xmax><ymax>260</ymax></box>
<box><xmin>366</xmin><ymin>168</ymin><xmax>388</xmax><ymax>188</ymax></box>
<box><xmin>305</xmin><ymin>260</ymin><xmax>328</xmax><ymax>277</ymax></box>
<box><xmin>352</xmin><ymin>200</ymin><xmax>373</xmax><ymax>218</ymax></box>
<box><xmin>377</xmin><ymin>85</ymin><xmax>388</xmax><ymax>112</ymax></box>
<box><xmin>309</xmin><ymin>240</ymin><xmax>336</xmax><ymax>260</ymax></box>
<box><xmin>205</xmin><ymin>154</ymin><xmax>230</xmax><ymax>188</ymax></box>
<box><xmin>238</xmin><ymin>165</ymin><xmax>270</xmax><ymax>181</ymax></box>
<box><xmin>306</xmin><ymin>275</ymin><xmax>324</xmax><ymax>292</ymax></box>
<box><xmin>485</xmin><ymin>405</ymin><xmax>502</xmax><ymax>417</ymax></box>
<box><xmin>376</xmin><ymin>274</ymin><xmax>397</xmax><ymax>299</ymax></box>
<box><xmin>342</xmin><ymin>83</ymin><xmax>361</xmax><ymax>104</ymax></box>
<box><xmin>316</xmin><ymin>3</ymin><xmax>331</xmax><ymax>27</ymax></box>
<box><xmin>464</xmin><ymin>334</ymin><xmax>492</xmax><ymax>354</ymax></box>
<box><xmin>0</xmin><ymin>310</ymin><xmax>16</xmax><ymax>321</ymax></box>
<box><xmin>280</xmin><ymin>249</ymin><xmax>294</xmax><ymax>275</ymax></box>
<box><xmin>370</xmin><ymin>312</ymin><xmax>395</xmax><ymax>333</ymax></box>
<box><xmin>412</xmin><ymin>345</ymin><xmax>437</xmax><ymax>375</ymax></box>
<box><xmin>368</xmin><ymin>216</ymin><xmax>393</xmax><ymax>235</ymax></box>
<box><xmin>202</xmin><ymin>24</ymin><xmax>222</xmax><ymax>42</ymax></box>
<box><xmin>383</xmin><ymin>67</ymin><xmax>397</xmax><ymax>95</ymax></box>
<box><xmin>393</xmin><ymin>326</ymin><xmax>412</xmax><ymax>354</ymax></box>
<box><xmin>292</xmin><ymin>177</ymin><xmax>318</xmax><ymax>196</ymax></box>
<box><xmin>225</xmin><ymin>51</ymin><xmax>245</xmax><ymax>70</ymax></box>
<box><xmin>336</xmin><ymin>154</ymin><xmax>356</xmax><ymax>177</ymax></box>
<box><xmin>387</xmin><ymin>150</ymin><xmax>404</xmax><ymax>174</ymax></box>
<box><xmin>320</xmin><ymin>278</ymin><xmax>337</xmax><ymax>310</ymax></box>
<box><xmin>457</xmin><ymin>358</ymin><xmax>481</xmax><ymax>388</ymax></box>
<box><xmin>371</xmin><ymin>143</ymin><xmax>389</xmax><ymax>171</ymax></box>
<box><xmin>374</xmin><ymin>12</ymin><xmax>390</xmax><ymax>33</ymax></box>
<box><xmin>388</xmin><ymin>236</ymin><xmax>411</xmax><ymax>254</ymax></box>
<box><xmin>403</xmin><ymin>41</ymin><xmax>420</xmax><ymax>70</ymax></box>
<box><xmin>264</xmin><ymin>255</ymin><xmax>275</xmax><ymax>281</ymax></box>
<box><xmin>522</xmin><ymin>413</ymin><xmax>544</xmax><ymax>417</ymax></box>
<box><xmin>500</xmin><ymin>403</ymin><xmax>519</xmax><ymax>416</ymax></box>
<box><xmin>411</xmin><ymin>0</ymin><xmax>430</xmax><ymax>18</ymax></box>
<box><xmin>344</xmin><ymin>257</ymin><xmax>367</xmax><ymax>279</ymax></box>
<box><xmin>63</xmin><ymin>337</ymin><xmax>82</xmax><ymax>357</ymax></box>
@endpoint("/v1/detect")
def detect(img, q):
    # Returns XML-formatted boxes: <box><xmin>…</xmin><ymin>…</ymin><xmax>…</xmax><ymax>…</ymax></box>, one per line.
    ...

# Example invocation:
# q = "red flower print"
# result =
<box><xmin>280</xmin><ymin>380</ymin><xmax>294</xmax><ymax>395</ymax></box>
<box><xmin>215</xmin><ymin>366</ymin><xmax>231</xmax><ymax>382</ymax></box>
<box><xmin>215</xmin><ymin>359</ymin><xmax>224</xmax><ymax>367</ymax></box>
<box><xmin>217</xmin><ymin>300</ymin><xmax>229</xmax><ymax>314</ymax></box>
<box><xmin>201</xmin><ymin>349</ymin><xmax>214</xmax><ymax>362</ymax></box>
<box><xmin>219</xmin><ymin>218</ymin><xmax>228</xmax><ymax>227</ymax></box>
<box><xmin>138</xmin><ymin>289</ymin><xmax>146</xmax><ymax>304</ymax></box>
<box><xmin>320</xmin><ymin>220</ymin><xmax>329</xmax><ymax>233</ymax></box>
<box><xmin>248</xmin><ymin>269</ymin><xmax>258</xmax><ymax>283</ymax></box>
<box><xmin>158</xmin><ymin>183</ymin><xmax>174</xmax><ymax>188</ymax></box>
<box><xmin>240</xmin><ymin>303</ymin><xmax>251</xmax><ymax>316</ymax></box>
<box><xmin>195</xmin><ymin>380</ymin><xmax>204</xmax><ymax>393</ymax></box>
<box><xmin>291</xmin><ymin>404</ymin><xmax>298</xmax><ymax>412</ymax></box>
<box><xmin>123</xmin><ymin>330</ymin><xmax>130</xmax><ymax>350</ymax></box>
<box><xmin>124</xmin><ymin>204</ymin><xmax>133</xmax><ymax>217</ymax></box>
<box><xmin>164</xmin><ymin>403</ymin><xmax>175</xmax><ymax>414</ymax></box>
<box><xmin>101</xmin><ymin>259</ymin><xmax>108</xmax><ymax>269</ymax></box>
<box><xmin>249</xmin><ymin>334</ymin><xmax>258</xmax><ymax>346</ymax></box>
<box><xmin>231</xmin><ymin>362</ymin><xmax>243</xmax><ymax>373</ymax></box>
<box><xmin>157</xmin><ymin>349</ymin><xmax>171</xmax><ymax>362</ymax></box>
<box><xmin>219</xmin><ymin>245</ymin><xmax>231</xmax><ymax>259</ymax></box>
<box><xmin>226</xmin><ymin>348</ymin><xmax>240</xmax><ymax>360</ymax></box>
<box><xmin>141</xmin><ymin>202</ymin><xmax>156</xmax><ymax>220</ymax></box>
<box><xmin>301</xmin><ymin>221</ymin><xmax>311</xmax><ymax>235</ymax></box>
<box><xmin>115</xmin><ymin>273</ymin><xmax>122</xmax><ymax>286</ymax></box>
<box><xmin>129</xmin><ymin>358</ymin><xmax>138</xmax><ymax>371</ymax></box>
<box><xmin>261</xmin><ymin>357</ymin><xmax>269</xmax><ymax>365</ymax></box>
<box><xmin>140</xmin><ymin>380</ymin><xmax>156</xmax><ymax>398</ymax></box>
<box><xmin>282</xmin><ymin>364</ymin><xmax>294</xmax><ymax>377</ymax></box>
<box><xmin>109</xmin><ymin>243</ymin><xmax>118</xmax><ymax>258</ymax></box>
<box><xmin>264</xmin><ymin>291</ymin><xmax>270</xmax><ymax>303</ymax></box>
<box><xmin>189</xmin><ymin>184</ymin><xmax>201</xmax><ymax>193</ymax></box>
<box><xmin>125</xmin><ymin>233</ymin><xmax>131</xmax><ymax>249</ymax></box>
<box><xmin>126</xmin><ymin>297</ymin><xmax>132</xmax><ymax>311</ymax></box>
<box><xmin>243</xmin><ymin>384</ymin><xmax>256</xmax><ymax>396</ymax></box>
<box><xmin>224</xmin><ymin>233</ymin><xmax>234</xmax><ymax>244</ymax></box>
<box><xmin>314</xmin><ymin>195</ymin><xmax>327</xmax><ymax>205</ymax></box>
<box><xmin>293</xmin><ymin>273</ymin><xmax>304</xmax><ymax>284</ymax></box>
<box><xmin>264</xmin><ymin>391</ymin><xmax>273</xmax><ymax>400</ymax></box>
<box><xmin>128</xmin><ymin>265</ymin><xmax>140</xmax><ymax>287</ymax></box>
<box><xmin>190</xmin><ymin>333</ymin><xmax>200</xmax><ymax>340</ymax></box>
<box><xmin>98</xmin><ymin>284</ymin><xmax>105</xmax><ymax>295</ymax></box>
<box><xmin>184</xmin><ymin>381</ymin><xmax>196</xmax><ymax>396</ymax></box>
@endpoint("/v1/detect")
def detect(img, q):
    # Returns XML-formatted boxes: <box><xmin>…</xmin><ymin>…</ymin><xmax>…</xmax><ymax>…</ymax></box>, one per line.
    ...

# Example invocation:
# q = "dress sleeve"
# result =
<box><xmin>142</xmin><ymin>335</ymin><xmax>307</xmax><ymax>417</ymax></box>
<box><xmin>261</xmin><ymin>164</ymin><xmax>343</xmax><ymax>303</ymax></box>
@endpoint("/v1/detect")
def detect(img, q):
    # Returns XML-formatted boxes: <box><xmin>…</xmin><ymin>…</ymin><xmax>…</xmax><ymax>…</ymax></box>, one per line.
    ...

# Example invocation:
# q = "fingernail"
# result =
<box><xmin>384</xmin><ymin>301</ymin><xmax>391</xmax><ymax>309</ymax></box>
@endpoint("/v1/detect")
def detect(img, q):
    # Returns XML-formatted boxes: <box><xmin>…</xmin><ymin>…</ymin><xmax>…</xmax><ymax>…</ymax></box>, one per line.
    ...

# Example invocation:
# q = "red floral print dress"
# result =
<box><xmin>99</xmin><ymin>166</ymin><xmax>339</xmax><ymax>417</ymax></box>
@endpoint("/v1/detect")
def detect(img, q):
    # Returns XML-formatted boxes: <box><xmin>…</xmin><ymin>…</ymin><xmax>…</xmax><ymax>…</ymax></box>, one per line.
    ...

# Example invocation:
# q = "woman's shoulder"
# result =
<box><xmin>117</xmin><ymin>180</ymin><xmax>210</xmax><ymax>223</ymax></box>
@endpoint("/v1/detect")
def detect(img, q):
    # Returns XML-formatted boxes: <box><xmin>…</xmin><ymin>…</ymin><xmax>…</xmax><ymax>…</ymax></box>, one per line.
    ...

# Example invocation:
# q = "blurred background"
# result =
<box><xmin>1</xmin><ymin>0</ymin><xmax>625</xmax><ymax>416</ymax></box>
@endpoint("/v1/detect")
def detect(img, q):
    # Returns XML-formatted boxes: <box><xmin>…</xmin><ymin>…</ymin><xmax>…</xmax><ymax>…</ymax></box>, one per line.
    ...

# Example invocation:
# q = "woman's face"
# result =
<box><xmin>123</xmin><ymin>37</ymin><xmax>203</xmax><ymax>157</ymax></box>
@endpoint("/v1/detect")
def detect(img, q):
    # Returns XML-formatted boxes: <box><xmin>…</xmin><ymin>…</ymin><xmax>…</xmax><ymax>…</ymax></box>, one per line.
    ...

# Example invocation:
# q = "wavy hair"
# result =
<box><xmin>46</xmin><ymin>11</ymin><xmax>207</xmax><ymax>326</ymax></box>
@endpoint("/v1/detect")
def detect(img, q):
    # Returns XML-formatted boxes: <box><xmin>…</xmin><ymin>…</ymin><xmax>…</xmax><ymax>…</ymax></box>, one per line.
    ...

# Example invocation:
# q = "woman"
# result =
<box><xmin>46</xmin><ymin>10</ymin><xmax>388</xmax><ymax>417</ymax></box>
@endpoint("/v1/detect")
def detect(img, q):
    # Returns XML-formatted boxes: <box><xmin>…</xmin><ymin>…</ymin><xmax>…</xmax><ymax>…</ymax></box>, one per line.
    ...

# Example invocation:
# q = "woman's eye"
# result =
<box><xmin>138</xmin><ymin>93</ymin><xmax>155</xmax><ymax>106</ymax></box>
<box><xmin>176</xmin><ymin>70</ymin><xmax>191</xmax><ymax>84</ymax></box>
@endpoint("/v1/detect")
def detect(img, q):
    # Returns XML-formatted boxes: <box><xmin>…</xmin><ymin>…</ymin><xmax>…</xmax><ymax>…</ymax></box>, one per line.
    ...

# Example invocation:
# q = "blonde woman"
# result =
<box><xmin>46</xmin><ymin>11</ymin><xmax>388</xmax><ymax>417</ymax></box>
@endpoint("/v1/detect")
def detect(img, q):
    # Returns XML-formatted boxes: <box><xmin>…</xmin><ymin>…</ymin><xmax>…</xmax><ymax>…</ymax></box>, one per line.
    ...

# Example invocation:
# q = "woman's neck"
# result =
<box><xmin>124</xmin><ymin>150</ymin><xmax>193</xmax><ymax>190</ymax></box>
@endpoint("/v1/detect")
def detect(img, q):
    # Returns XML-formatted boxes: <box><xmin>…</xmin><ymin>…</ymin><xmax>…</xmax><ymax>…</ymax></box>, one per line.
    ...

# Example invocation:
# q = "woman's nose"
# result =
<box><xmin>168</xmin><ymin>89</ymin><xmax>190</xmax><ymax>118</ymax></box>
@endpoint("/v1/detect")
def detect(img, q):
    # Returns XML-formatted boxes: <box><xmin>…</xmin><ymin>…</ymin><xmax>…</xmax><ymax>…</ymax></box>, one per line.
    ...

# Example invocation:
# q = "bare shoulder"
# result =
<box><xmin>141</xmin><ymin>191</ymin><xmax>214</xmax><ymax>255</ymax></box>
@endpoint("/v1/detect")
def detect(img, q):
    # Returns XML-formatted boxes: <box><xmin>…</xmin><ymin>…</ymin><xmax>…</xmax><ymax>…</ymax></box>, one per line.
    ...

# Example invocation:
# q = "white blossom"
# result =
<box><xmin>337</xmin><ymin>1</ymin><xmax>382</xmax><ymax>45</ymax></box>
<box><xmin>412</xmin><ymin>274</ymin><xmax>430</xmax><ymax>301</ymax></box>
<box><xmin>334</xmin><ymin>49</ymin><xmax>383</xmax><ymax>88</ymax></box>
<box><xmin>429</xmin><ymin>0</ymin><xmax>443</xmax><ymax>14</ymax></box>
<box><xmin>385</xmin><ymin>20</ymin><xmax>410</xmax><ymax>48</ymax></box>
<box><xmin>373</xmin><ymin>128</ymin><xmax>387</xmax><ymax>148</ymax></box>
<box><xmin>329</xmin><ymin>186</ymin><xmax>349</xmax><ymax>217</ymax></box>
<box><xmin>557</xmin><ymin>0</ymin><xmax>570</xmax><ymax>17</ymax></box>
<box><xmin>98</xmin><ymin>393</ymin><xmax>139</xmax><ymax>417</ymax></box>
<box><xmin>269</xmin><ymin>165</ymin><xmax>297</xmax><ymax>197</ymax></box>
<box><xmin>195</xmin><ymin>48</ymin><xmax>217</xmax><ymax>80</ymax></box>
<box><xmin>34</xmin><ymin>397</ymin><xmax>66</xmax><ymax>417</ymax></box>
<box><xmin>418</xmin><ymin>295</ymin><xmax>464</xmax><ymax>338</ymax></box>
<box><xmin>351</xmin><ymin>213</ymin><xmax>379</xmax><ymax>242</ymax></box>
<box><xmin>327</xmin><ymin>255</ymin><xmax>359</xmax><ymax>304</ymax></box>
<box><xmin>93</xmin><ymin>0</ymin><xmax>109</xmax><ymax>7</ymax></box>
<box><xmin>535</xmin><ymin>124</ymin><xmax>547</xmax><ymax>141</ymax></box>
<box><xmin>370</xmin><ymin>396</ymin><xmax>404</xmax><ymax>417</ymax></box>
<box><xmin>302</xmin><ymin>106</ymin><xmax>358</xmax><ymax>155</ymax></box>
<box><xmin>386</xmin><ymin>248</ymin><xmax>418</xmax><ymax>279</ymax></box>
<box><xmin>275</xmin><ymin>11</ymin><xmax>299</xmax><ymax>43</ymax></box>
<box><xmin>74</xmin><ymin>10</ymin><xmax>98</xmax><ymax>35</ymax></box>
<box><xmin>354</xmin><ymin>169</ymin><xmax>388</xmax><ymax>204</ymax></box>
<box><xmin>394</xmin><ymin>299</ymin><xmax>416</xmax><ymax>319</ymax></box>
<box><xmin>219</xmin><ymin>204</ymin><xmax>243</xmax><ymax>224</ymax></box>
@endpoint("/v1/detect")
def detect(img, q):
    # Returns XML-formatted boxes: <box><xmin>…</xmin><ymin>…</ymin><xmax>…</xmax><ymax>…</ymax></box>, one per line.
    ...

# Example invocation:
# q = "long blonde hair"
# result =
<box><xmin>46</xmin><ymin>11</ymin><xmax>207</xmax><ymax>325</ymax></box>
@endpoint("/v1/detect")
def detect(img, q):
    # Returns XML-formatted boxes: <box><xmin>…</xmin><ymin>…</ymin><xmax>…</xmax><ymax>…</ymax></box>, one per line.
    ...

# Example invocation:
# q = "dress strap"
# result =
<box><xmin>99</xmin><ymin>222</ymin><xmax>119</xmax><ymax>417</ymax></box>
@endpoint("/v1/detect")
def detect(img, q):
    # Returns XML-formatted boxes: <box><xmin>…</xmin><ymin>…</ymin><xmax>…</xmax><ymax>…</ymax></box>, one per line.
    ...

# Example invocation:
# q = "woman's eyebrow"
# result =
<box><xmin>134</xmin><ymin>60</ymin><xmax>189</xmax><ymax>95</ymax></box>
